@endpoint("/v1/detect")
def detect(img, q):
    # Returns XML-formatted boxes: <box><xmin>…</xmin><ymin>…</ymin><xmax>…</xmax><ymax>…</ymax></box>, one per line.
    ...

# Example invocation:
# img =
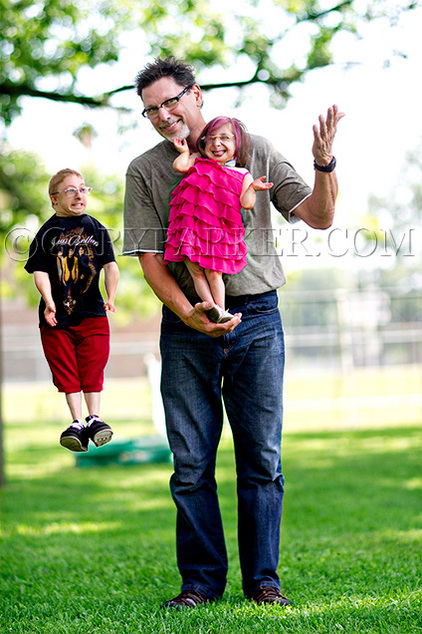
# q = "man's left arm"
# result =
<box><xmin>294</xmin><ymin>105</ymin><xmax>345</xmax><ymax>229</ymax></box>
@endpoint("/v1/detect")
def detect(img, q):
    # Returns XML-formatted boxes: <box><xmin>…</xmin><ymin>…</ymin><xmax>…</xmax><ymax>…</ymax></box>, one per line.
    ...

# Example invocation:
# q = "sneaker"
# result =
<box><xmin>85</xmin><ymin>415</ymin><xmax>113</xmax><ymax>447</ymax></box>
<box><xmin>249</xmin><ymin>586</ymin><xmax>290</xmax><ymax>606</ymax></box>
<box><xmin>206</xmin><ymin>305</ymin><xmax>232</xmax><ymax>324</ymax></box>
<box><xmin>161</xmin><ymin>589</ymin><xmax>211</xmax><ymax>609</ymax></box>
<box><xmin>60</xmin><ymin>421</ymin><xmax>89</xmax><ymax>452</ymax></box>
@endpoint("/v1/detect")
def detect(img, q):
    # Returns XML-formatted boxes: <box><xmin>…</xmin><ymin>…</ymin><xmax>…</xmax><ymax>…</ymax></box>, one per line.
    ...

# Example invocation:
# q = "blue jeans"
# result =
<box><xmin>160</xmin><ymin>290</ymin><xmax>285</xmax><ymax>599</ymax></box>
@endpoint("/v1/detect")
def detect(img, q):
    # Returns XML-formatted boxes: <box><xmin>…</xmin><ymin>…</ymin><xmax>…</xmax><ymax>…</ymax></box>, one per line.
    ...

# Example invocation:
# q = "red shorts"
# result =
<box><xmin>40</xmin><ymin>317</ymin><xmax>110</xmax><ymax>393</ymax></box>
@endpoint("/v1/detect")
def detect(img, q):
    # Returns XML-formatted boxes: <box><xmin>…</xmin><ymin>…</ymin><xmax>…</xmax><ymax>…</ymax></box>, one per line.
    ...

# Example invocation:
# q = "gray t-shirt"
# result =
<box><xmin>123</xmin><ymin>134</ymin><xmax>312</xmax><ymax>296</ymax></box>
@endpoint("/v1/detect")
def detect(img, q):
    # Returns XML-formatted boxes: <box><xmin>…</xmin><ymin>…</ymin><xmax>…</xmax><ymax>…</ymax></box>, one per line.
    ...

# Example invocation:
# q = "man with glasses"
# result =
<box><xmin>123</xmin><ymin>56</ymin><xmax>343</xmax><ymax>609</ymax></box>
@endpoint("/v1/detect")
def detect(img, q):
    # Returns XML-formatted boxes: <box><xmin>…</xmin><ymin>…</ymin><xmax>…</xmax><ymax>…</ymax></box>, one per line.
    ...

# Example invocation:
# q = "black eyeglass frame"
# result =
<box><xmin>141</xmin><ymin>85</ymin><xmax>193</xmax><ymax>119</ymax></box>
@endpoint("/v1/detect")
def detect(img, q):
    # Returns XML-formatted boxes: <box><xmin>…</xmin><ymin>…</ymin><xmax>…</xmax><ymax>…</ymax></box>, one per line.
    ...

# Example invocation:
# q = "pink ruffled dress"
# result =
<box><xmin>164</xmin><ymin>157</ymin><xmax>249</xmax><ymax>274</ymax></box>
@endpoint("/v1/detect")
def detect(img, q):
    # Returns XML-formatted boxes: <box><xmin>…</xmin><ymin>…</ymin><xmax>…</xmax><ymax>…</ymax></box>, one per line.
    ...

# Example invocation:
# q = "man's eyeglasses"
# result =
<box><xmin>51</xmin><ymin>187</ymin><xmax>92</xmax><ymax>197</ymax></box>
<box><xmin>142</xmin><ymin>85</ymin><xmax>192</xmax><ymax>119</ymax></box>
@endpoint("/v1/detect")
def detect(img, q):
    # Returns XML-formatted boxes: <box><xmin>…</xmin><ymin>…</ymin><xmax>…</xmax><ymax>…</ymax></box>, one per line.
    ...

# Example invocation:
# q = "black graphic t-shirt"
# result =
<box><xmin>25</xmin><ymin>214</ymin><xmax>116</xmax><ymax>328</ymax></box>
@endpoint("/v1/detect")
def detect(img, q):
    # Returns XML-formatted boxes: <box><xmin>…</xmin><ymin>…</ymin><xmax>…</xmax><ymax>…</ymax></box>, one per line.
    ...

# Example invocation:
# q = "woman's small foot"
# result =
<box><xmin>206</xmin><ymin>305</ymin><xmax>232</xmax><ymax>323</ymax></box>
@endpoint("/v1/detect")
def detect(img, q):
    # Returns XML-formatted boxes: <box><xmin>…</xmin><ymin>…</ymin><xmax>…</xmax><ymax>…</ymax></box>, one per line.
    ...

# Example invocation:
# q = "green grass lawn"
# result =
<box><xmin>1</xmin><ymin>421</ymin><xmax>421</xmax><ymax>633</ymax></box>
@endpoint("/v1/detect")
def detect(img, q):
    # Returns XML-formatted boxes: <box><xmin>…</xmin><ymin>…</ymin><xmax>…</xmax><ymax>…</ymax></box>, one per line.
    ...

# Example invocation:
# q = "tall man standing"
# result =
<box><xmin>123</xmin><ymin>56</ymin><xmax>344</xmax><ymax>609</ymax></box>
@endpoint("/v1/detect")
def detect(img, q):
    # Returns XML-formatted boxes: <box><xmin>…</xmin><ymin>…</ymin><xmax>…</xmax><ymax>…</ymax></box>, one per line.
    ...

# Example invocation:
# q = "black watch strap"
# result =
<box><xmin>314</xmin><ymin>156</ymin><xmax>336</xmax><ymax>172</ymax></box>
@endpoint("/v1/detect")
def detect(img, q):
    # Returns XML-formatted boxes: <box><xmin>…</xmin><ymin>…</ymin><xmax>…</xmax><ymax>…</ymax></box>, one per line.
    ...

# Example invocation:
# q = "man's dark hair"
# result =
<box><xmin>135</xmin><ymin>56</ymin><xmax>197</xmax><ymax>99</ymax></box>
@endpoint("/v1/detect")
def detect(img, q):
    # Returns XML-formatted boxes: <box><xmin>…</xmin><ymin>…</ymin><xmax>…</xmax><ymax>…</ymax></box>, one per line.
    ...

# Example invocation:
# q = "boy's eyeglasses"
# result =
<box><xmin>51</xmin><ymin>187</ymin><xmax>92</xmax><ymax>197</ymax></box>
<box><xmin>142</xmin><ymin>85</ymin><xmax>192</xmax><ymax>119</ymax></box>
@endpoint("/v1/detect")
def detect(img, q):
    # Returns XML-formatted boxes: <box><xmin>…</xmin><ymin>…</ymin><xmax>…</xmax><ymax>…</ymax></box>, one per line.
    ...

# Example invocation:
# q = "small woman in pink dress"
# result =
<box><xmin>164</xmin><ymin>116</ymin><xmax>273</xmax><ymax>323</ymax></box>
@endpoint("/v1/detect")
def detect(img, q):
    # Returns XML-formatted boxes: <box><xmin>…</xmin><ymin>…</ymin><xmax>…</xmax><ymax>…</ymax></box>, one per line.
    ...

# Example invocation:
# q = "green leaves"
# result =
<box><xmin>3</xmin><ymin>0</ymin><xmax>412</xmax><ymax>124</ymax></box>
<box><xmin>0</xmin><ymin>0</ymin><xmax>125</xmax><ymax>121</ymax></box>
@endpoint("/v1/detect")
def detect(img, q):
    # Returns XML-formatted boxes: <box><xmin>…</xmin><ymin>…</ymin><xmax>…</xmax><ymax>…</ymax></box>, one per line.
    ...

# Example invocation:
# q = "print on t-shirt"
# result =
<box><xmin>25</xmin><ymin>213</ymin><xmax>116</xmax><ymax>328</ymax></box>
<box><xmin>52</xmin><ymin>227</ymin><xmax>99</xmax><ymax>314</ymax></box>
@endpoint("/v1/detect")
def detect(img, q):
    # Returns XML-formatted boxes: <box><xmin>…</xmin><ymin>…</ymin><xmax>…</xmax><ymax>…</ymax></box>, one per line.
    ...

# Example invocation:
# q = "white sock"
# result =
<box><xmin>86</xmin><ymin>415</ymin><xmax>100</xmax><ymax>426</ymax></box>
<box><xmin>70</xmin><ymin>419</ymin><xmax>84</xmax><ymax>429</ymax></box>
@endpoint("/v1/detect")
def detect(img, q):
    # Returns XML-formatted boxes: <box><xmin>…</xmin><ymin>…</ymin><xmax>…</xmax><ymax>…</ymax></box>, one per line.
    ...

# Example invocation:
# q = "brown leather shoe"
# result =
<box><xmin>161</xmin><ymin>589</ymin><xmax>211</xmax><ymax>609</ymax></box>
<box><xmin>249</xmin><ymin>586</ymin><xmax>290</xmax><ymax>606</ymax></box>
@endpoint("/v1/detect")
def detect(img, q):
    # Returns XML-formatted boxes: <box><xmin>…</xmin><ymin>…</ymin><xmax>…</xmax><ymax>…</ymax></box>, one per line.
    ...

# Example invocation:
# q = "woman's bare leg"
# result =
<box><xmin>204</xmin><ymin>269</ymin><xmax>225</xmax><ymax>310</ymax></box>
<box><xmin>184</xmin><ymin>259</ymin><xmax>215</xmax><ymax>304</ymax></box>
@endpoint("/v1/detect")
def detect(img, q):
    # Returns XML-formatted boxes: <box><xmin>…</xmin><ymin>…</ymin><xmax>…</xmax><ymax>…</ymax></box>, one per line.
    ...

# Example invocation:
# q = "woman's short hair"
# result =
<box><xmin>196</xmin><ymin>117</ymin><xmax>251</xmax><ymax>167</ymax></box>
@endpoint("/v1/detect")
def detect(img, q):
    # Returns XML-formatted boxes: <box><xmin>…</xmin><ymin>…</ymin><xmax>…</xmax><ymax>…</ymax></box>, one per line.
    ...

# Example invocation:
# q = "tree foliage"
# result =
<box><xmin>366</xmin><ymin>140</ymin><xmax>422</xmax><ymax>289</ymax></box>
<box><xmin>1</xmin><ymin>0</ymin><xmax>127</xmax><ymax>123</ymax></box>
<box><xmin>1</xmin><ymin>0</ymin><xmax>418</xmax><ymax>124</ymax></box>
